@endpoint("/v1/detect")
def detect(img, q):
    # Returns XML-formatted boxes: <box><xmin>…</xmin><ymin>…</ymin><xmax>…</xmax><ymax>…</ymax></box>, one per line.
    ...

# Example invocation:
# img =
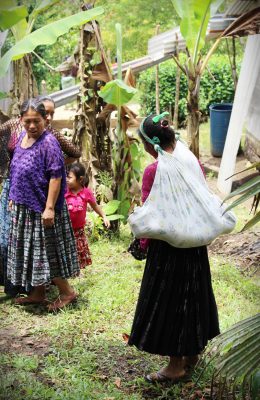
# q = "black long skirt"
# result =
<box><xmin>128</xmin><ymin>240</ymin><xmax>220</xmax><ymax>357</ymax></box>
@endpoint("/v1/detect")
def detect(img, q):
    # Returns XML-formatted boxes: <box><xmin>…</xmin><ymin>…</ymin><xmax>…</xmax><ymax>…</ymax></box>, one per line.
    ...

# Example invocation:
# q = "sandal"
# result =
<box><xmin>146</xmin><ymin>371</ymin><xmax>186</xmax><ymax>383</ymax></box>
<box><xmin>47</xmin><ymin>293</ymin><xmax>78</xmax><ymax>312</ymax></box>
<box><xmin>14</xmin><ymin>296</ymin><xmax>47</xmax><ymax>305</ymax></box>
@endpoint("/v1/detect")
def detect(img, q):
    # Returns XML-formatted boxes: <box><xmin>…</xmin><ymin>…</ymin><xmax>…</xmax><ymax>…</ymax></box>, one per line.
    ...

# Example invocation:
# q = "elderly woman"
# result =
<box><xmin>7</xmin><ymin>99</ymin><xmax>79</xmax><ymax>311</ymax></box>
<box><xmin>0</xmin><ymin>95</ymin><xmax>81</xmax><ymax>296</ymax></box>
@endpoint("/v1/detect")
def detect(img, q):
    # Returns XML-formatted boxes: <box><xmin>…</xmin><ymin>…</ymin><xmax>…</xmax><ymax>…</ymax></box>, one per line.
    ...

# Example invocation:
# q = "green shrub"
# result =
<box><xmin>138</xmin><ymin>55</ymin><xmax>239</xmax><ymax>126</ymax></box>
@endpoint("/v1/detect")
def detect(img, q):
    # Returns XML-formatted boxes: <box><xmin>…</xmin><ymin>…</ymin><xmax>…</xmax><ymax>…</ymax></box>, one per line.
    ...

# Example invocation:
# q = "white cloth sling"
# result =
<box><xmin>128</xmin><ymin>141</ymin><xmax>236</xmax><ymax>248</ymax></box>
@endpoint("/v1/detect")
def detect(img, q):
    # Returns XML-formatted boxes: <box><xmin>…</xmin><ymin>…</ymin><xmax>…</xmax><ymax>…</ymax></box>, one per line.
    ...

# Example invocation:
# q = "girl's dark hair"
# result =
<box><xmin>20</xmin><ymin>99</ymin><xmax>46</xmax><ymax>118</ymax></box>
<box><xmin>35</xmin><ymin>95</ymin><xmax>55</xmax><ymax>107</ymax></box>
<box><xmin>139</xmin><ymin>114</ymin><xmax>175</xmax><ymax>148</ymax></box>
<box><xmin>67</xmin><ymin>162</ymin><xmax>89</xmax><ymax>187</ymax></box>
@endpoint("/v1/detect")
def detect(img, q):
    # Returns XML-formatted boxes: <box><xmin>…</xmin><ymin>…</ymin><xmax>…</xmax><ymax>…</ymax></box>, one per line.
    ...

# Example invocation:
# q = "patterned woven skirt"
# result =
<box><xmin>74</xmin><ymin>227</ymin><xmax>92</xmax><ymax>268</ymax></box>
<box><xmin>7</xmin><ymin>202</ymin><xmax>80</xmax><ymax>289</ymax></box>
<box><xmin>0</xmin><ymin>178</ymin><xmax>11</xmax><ymax>249</ymax></box>
<box><xmin>128</xmin><ymin>239</ymin><xmax>220</xmax><ymax>357</ymax></box>
<box><xmin>0</xmin><ymin>178</ymin><xmax>20</xmax><ymax>295</ymax></box>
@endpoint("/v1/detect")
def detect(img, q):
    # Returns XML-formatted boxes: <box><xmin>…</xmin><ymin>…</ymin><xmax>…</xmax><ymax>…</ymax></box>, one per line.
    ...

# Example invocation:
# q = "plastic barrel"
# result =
<box><xmin>209</xmin><ymin>103</ymin><xmax>233</xmax><ymax>157</ymax></box>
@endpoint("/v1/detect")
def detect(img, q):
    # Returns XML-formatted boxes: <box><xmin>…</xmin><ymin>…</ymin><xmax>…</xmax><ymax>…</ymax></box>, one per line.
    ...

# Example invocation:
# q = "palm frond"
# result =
<box><xmin>223</xmin><ymin>184</ymin><xmax>260</xmax><ymax>214</ymax></box>
<box><xmin>242</xmin><ymin>210</ymin><xmax>260</xmax><ymax>231</ymax></box>
<box><xmin>200</xmin><ymin>314</ymin><xmax>260</xmax><ymax>399</ymax></box>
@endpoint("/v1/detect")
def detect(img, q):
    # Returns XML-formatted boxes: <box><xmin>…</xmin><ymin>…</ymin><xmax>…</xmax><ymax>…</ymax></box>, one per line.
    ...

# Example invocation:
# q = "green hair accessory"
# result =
<box><xmin>152</xmin><ymin>111</ymin><xmax>169</xmax><ymax>124</ymax></box>
<box><xmin>139</xmin><ymin>118</ymin><xmax>163</xmax><ymax>154</ymax></box>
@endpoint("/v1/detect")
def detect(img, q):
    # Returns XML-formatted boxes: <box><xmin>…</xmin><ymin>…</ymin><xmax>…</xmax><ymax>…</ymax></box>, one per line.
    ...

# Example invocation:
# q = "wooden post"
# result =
<box><xmin>174</xmin><ymin>33</ymin><xmax>181</xmax><ymax>130</ymax></box>
<box><xmin>155</xmin><ymin>25</ymin><xmax>160</xmax><ymax>114</ymax></box>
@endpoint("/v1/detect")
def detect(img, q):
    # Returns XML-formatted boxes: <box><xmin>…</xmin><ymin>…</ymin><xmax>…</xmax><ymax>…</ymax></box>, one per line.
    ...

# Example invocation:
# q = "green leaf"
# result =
<box><xmin>224</xmin><ymin>176</ymin><xmax>260</xmax><ymax>202</ymax></box>
<box><xmin>118</xmin><ymin>199</ymin><xmax>131</xmax><ymax>218</ymax></box>
<box><xmin>27</xmin><ymin>0</ymin><xmax>60</xmax><ymax>34</ymax></box>
<box><xmin>226</xmin><ymin>162</ymin><xmax>260</xmax><ymax>179</ymax></box>
<box><xmin>98</xmin><ymin>79</ymin><xmax>137</xmax><ymax>107</ymax></box>
<box><xmin>201</xmin><ymin>314</ymin><xmax>260</xmax><ymax>397</ymax></box>
<box><xmin>30</xmin><ymin>0</ymin><xmax>60</xmax><ymax>20</ymax></box>
<box><xmin>103</xmin><ymin>200</ymin><xmax>121</xmax><ymax>215</ymax></box>
<box><xmin>107</xmin><ymin>214</ymin><xmax>124</xmax><ymax>221</ymax></box>
<box><xmin>223</xmin><ymin>185</ymin><xmax>260</xmax><ymax>214</ymax></box>
<box><xmin>130</xmin><ymin>142</ymin><xmax>139</xmax><ymax>159</ymax></box>
<box><xmin>11</xmin><ymin>18</ymin><xmax>28</xmax><ymax>42</ymax></box>
<box><xmin>0</xmin><ymin>5</ymin><xmax>28</xmax><ymax>31</ymax></box>
<box><xmin>0</xmin><ymin>91</ymin><xmax>8</xmax><ymax>100</ymax></box>
<box><xmin>0</xmin><ymin>7</ymin><xmax>104</xmax><ymax>78</ymax></box>
<box><xmin>171</xmin><ymin>0</ymin><xmax>225</xmax><ymax>64</ymax></box>
<box><xmin>252</xmin><ymin>370</ymin><xmax>260</xmax><ymax>400</ymax></box>
<box><xmin>241</xmin><ymin>211</ymin><xmax>260</xmax><ymax>232</ymax></box>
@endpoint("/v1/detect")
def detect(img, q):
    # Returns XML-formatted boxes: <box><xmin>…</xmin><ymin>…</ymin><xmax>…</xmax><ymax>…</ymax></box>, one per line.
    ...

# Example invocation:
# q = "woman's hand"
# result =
<box><xmin>42</xmin><ymin>207</ymin><xmax>55</xmax><ymax>228</ymax></box>
<box><xmin>8</xmin><ymin>200</ymin><xmax>13</xmax><ymax>211</ymax></box>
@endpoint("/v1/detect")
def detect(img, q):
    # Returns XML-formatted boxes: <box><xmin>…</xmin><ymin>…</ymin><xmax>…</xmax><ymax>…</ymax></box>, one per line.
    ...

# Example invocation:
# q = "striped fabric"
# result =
<box><xmin>7</xmin><ymin>202</ymin><xmax>80</xmax><ymax>289</ymax></box>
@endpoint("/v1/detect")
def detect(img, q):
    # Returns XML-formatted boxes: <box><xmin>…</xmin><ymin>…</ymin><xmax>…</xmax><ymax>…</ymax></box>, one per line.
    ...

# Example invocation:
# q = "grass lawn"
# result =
<box><xmin>0</xmin><ymin>122</ymin><xmax>259</xmax><ymax>399</ymax></box>
<box><xmin>0</xmin><ymin>222</ymin><xmax>259</xmax><ymax>399</ymax></box>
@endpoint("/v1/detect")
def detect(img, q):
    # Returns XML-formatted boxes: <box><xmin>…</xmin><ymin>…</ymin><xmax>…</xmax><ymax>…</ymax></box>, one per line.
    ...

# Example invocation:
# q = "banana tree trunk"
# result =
<box><xmin>187</xmin><ymin>77</ymin><xmax>200</xmax><ymax>159</ymax></box>
<box><xmin>73</xmin><ymin>24</ymin><xmax>96</xmax><ymax>183</ymax></box>
<box><xmin>74</xmin><ymin>18</ymin><xmax>112</xmax><ymax>188</ymax></box>
<box><xmin>11</xmin><ymin>54</ymin><xmax>38</xmax><ymax>116</ymax></box>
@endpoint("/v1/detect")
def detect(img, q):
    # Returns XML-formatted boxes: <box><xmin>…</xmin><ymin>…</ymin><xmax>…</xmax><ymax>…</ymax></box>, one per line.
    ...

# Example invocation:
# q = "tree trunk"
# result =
<box><xmin>187</xmin><ymin>77</ymin><xmax>200</xmax><ymax>159</ymax></box>
<box><xmin>11</xmin><ymin>54</ymin><xmax>38</xmax><ymax>116</ymax></box>
<box><xmin>73</xmin><ymin>24</ymin><xmax>97</xmax><ymax>185</ymax></box>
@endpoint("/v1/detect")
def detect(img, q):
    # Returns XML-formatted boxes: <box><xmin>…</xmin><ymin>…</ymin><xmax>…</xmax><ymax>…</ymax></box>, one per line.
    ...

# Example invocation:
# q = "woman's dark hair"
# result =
<box><xmin>35</xmin><ymin>95</ymin><xmax>55</xmax><ymax>107</ymax></box>
<box><xmin>20</xmin><ymin>99</ymin><xmax>46</xmax><ymax>118</ymax></box>
<box><xmin>138</xmin><ymin>114</ymin><xmax>175</xmax><ymax>149</ymax></box>
<box><xmin>67</xmin><ymin>162</ymin><xmax>89</xmax><ymax>187</ymax></box>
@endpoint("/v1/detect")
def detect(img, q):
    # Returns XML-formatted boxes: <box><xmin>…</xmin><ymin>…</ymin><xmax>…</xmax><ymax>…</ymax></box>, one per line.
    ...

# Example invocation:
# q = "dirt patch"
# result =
<box><xmin>0</xmin><ymin>326</ymin><xmax>50</xmax><ymax>357</ymax></box>
<box><xmin>209</xmin><ymin>230</ymin><xmax>260</xmax><ymax>276</ymax></box>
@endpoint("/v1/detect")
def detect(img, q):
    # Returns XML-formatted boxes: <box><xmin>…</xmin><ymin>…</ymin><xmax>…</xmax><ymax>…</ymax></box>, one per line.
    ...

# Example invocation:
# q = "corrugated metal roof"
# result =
<box><xmin>51</xmin><ymin>54</ymin><xmax>175</xmax><ymax>107</ymax></box>
<box><xmin>224</xmin><ymin>0</ymin><xmax>260</xmax><ymax>16</ymax></box>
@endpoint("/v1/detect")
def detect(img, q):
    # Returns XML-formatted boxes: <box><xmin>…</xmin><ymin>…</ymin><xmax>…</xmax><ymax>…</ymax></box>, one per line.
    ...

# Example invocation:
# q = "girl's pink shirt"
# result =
<box><xmin>65</xmin><ymin>187</ymin><xmax>96</xmax><ymax>230</ymax></box>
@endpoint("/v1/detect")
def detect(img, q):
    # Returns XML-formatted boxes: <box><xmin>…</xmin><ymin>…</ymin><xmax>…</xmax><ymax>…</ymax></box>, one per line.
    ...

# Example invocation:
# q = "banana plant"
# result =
<box><xmin>223</xmin><ymin>163</ymin><xmax>260</xmax><ymax>231</ymax></box>
<box><xmin>98</xmin><ymin>23</ymin><xmax>138</xmax><ymax>225</ymax></box>
<box><xmin>0</xmin><ymin>2</ymin><xmax>28</xmax><ymax>31</ymax></box>
<box><xmin>199</xmin><ymin>313</ymin><xmax>260</xmax><ymax>399</ymax></box>
<box><xmin>0</xmin><ymin>0</ymin><xmax>104</xmax><ymax>113</ymax></box>
<box><xmin>171</xmin><ymin>1</ymin><xmax>260</xmax><ymax>158</ymax></box>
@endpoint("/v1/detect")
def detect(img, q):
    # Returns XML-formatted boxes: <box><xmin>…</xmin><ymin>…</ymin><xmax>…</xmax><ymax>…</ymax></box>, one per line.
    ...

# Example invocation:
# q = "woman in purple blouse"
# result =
<box><xmin>8</xmin><ymin>99</ymin><xmax>79</xmax><ymax>311</ymax></box>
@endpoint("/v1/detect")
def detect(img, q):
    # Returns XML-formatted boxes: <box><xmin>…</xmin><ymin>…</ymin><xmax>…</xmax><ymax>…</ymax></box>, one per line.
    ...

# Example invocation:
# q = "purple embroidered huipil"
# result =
<box><xmin>9</xmin><ymin>130</ymin><xmax>66</xmax><ymax>213</ymax></box>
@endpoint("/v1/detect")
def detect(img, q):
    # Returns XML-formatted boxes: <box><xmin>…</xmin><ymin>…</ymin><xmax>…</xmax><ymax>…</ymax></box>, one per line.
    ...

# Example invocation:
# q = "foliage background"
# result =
<box><xmin>137</xmin><ymin>54</ymin><xmax>239</xmax><ymax>125</ymax></box>
<box><xmin>1</xmin><ymin>0</ymin><xmax>244</xmax><ymax>94</ymax></box>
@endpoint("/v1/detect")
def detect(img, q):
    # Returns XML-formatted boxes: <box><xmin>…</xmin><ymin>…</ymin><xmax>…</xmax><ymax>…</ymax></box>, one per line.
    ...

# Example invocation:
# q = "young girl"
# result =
<box><xmin>66</xmin><ymin>163</ymin><xmax>110</xmax><ymax>269</ymax></box>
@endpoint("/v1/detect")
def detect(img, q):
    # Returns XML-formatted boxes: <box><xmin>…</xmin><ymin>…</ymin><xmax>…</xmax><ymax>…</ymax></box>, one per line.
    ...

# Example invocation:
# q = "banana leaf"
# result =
<box><xmin>98</xmin><ymin>79</ymin><xmax>137</xmax><ymax>107</ymax></box>
<box><xmin>171</xmin><ymin>0</ymin><xmax>224</xmax><ymax>64</ymax></box>
<box><xmin>0</xmin><ymin>5</ymin><xmax>28</xmax><ymax>31</ymax></box>
<box><xmin>107</xmin><ymin>214</ymin><xmax>124</xmax><ymax>221</ymax></box>
<box><xmin>103</xmin><ymin>200</ymin><xmax>121</xmax><ymax>216</ymax></box>
<box><xmin>27</xmin><ymin>0</ymin><xmax>60</xmax><ymax>34</ymax></box>
<box><xmin>0</xmin><ymin>7</ymin><xmax>104</xmax><ymax>78</ymax></box>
